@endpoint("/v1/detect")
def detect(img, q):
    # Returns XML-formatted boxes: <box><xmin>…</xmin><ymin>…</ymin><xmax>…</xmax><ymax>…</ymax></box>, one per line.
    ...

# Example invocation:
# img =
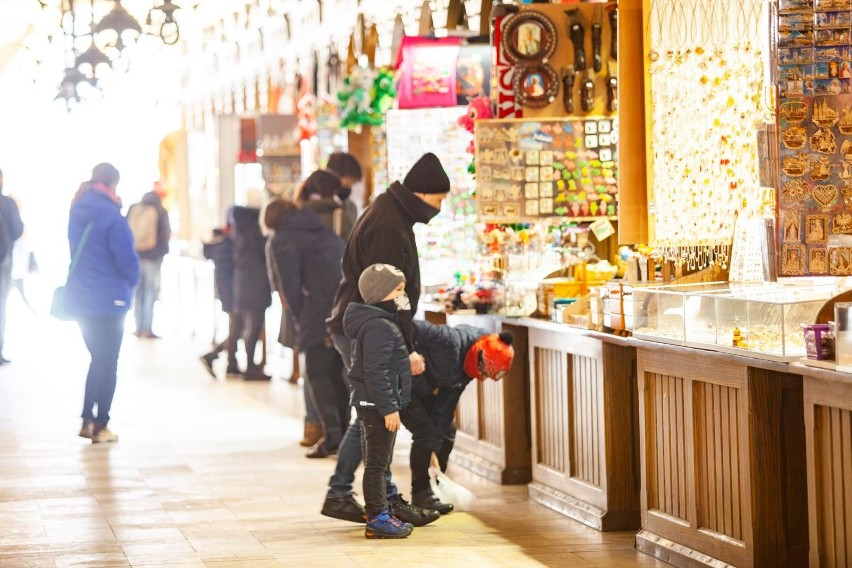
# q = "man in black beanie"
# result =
<box><xmin>322</xmin><ymin>152</ymin><xmax>450</xmax><ymax>527</ymax></box>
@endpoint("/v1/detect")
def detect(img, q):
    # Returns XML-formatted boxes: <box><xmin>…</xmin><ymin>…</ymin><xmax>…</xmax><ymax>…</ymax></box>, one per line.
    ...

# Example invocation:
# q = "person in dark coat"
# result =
<box><xmin>228</xmin><ymin>203</ymin><xmax>272</xmax><ymax>380</ymax></box>
<box><xmin>65</xmin><ymin>163</ymin><xmax>140</xmax><ymax>443</ymax></box>
<box><xmin>0</xmin><ymin>168</ymin><xmax>24</xmax><ymax>364</ymax></box>
<box><xmin>267</xmin><ymin>171</ymin><xmax>348</xmax><ymax>458</ymax></box>
<box><xmin>344</xmin><ymin>263</ymin><xmax>414</xmax><ymax>539</ymax></box>
<box><xmin>199</xmin><ymin>226</ymin><xmax>239</xmax><ymax>378</ymax></box>
<box><xmin>326</xmin><ymin>152</ymin><xmax>363</xmax><ymax>237</ymax></box>
<box><xmin>322</xmin><ymin>152</ymin><xmax>450</xmax><ymax>528</ymax></box>
<box><xmin>412</xmin><ymin>320</ymin><xmax>514</xmax><ymax>473</ymax></box>
<box><xmin>264</xmin><ymin>200</ymin><xmax>320</xmax><ymax>447</ymax></box>
<box><xmin>127</xmin><ymin>185</ymin><xmax>171</xmax><ymax>338</ymax></box>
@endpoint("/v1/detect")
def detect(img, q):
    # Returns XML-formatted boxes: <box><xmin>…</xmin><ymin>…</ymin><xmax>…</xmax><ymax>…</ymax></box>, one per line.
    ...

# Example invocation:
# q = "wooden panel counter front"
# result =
<box><xmin>427</xmin><ymin>310</ymin><xmax>641</xmax><ymax>531</ymax></box>
<box><xmin>636</xmin><ymin>344</ymin><xmax>808</xmax><ymax>568</ymax></box>
<box><xmin>790</xmin><ymin>362</ymin><xmax>852</xmax><ymax>568</ymax></box>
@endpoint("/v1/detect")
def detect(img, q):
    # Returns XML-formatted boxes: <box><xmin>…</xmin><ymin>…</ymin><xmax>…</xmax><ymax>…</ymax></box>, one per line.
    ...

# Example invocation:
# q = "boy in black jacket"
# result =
<box><xmin>343</xmin><ymin>263</ymin><xmax>414</xmax><ymax>539</ymax></box>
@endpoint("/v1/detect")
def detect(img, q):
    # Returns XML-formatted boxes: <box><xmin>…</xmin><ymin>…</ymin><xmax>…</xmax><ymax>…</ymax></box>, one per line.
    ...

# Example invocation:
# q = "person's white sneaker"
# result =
<box><xmin>91</xmin><ymin>427</ymin><xmax>118</xmax><ymax>443</ymax></box>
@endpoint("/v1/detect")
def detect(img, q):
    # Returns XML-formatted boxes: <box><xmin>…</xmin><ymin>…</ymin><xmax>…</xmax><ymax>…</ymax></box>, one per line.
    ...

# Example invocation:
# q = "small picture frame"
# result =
<box><xmin>525</xmin><ymin>182</ymin><xmax>539</xmax><ymax>199</ymax></box>
<box><xmin>539</xmin><ymin>181</ymin><xmax>554</xmax><ymax>197</ymax></box>
<box><xmin>539</xmin><ymin>166</ymin><xmax>554</xmax><ymax>181</ymax></box>
<box><xmin>525</xmin><ymin>200</ymin><xmax>540</xmax><ymax>216</ymax></box>
<box><xmin>539</xmin><ymin>198</ymin><xmax>554</xmax><ymax>214</ymax></box>
<box><xmin>539</xmin><ymin>151</ymin><xmax>553</xmax><ymax>165</ymax></box>
<box><xmin>514</xmin><ymin>64</ymin><xmax>559</xmax><ymax>108</ymax></box>
<box><xmin>502</xmin><ymin>11</ymin><xmax>557</xmax><ymax>64</ymax></box>
<box><xmin>809</xmin><ymin>247</ymin><xmax>829</xmax><ymax>274</ymax></box>
<box><xmin>525</xmin><ymin>150</ymin><xmax>540</xmax><ymax>165</ymax></box>
<box><xmin>805</xmin><ymin>214</ymin><xmax>829</xmax><ymax>243</ymax></box>
<box><xmin>525</xmin><ymin>166</ymin><xmax>540</xmax><ymax>182</ymax></box>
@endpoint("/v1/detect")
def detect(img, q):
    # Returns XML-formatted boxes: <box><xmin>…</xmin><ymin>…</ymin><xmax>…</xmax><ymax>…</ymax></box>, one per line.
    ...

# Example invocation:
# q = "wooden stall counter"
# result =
<box><xmin>635</xmin><ymin>341</ymin><xmax>808</xmax><ymax>568</ymax></box>
<box><xmin>790</xmin><ymin>362</ymin><xmax>852</xmax><ymax>568</ymax></box>
<box><xmin>422</xmin><ymin>305</ymin><xmax>642</xmax><ymax>531</ymax></box>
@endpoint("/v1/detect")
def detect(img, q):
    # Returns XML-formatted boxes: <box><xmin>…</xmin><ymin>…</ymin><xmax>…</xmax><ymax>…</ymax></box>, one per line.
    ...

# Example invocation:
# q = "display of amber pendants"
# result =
<box><xmin>780</xmin><ymin>100</ymin><xmax>808</xmax><ymax>123</ymax></box>
<box><xmin>782</xmin><ymin>179</ymin><xmax>810</xmax><ymax>204</ymax></box>
<box><xmin>812</xmin><ymin>184</ymin><xmax>838</xmax><ymax>209</ymax></box>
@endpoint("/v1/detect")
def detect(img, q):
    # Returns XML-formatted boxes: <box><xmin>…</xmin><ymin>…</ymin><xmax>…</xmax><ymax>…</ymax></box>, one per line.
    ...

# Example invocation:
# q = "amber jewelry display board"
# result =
<box><xmin>645</xmin><ymin>0</ymin><xmax>766</xmax><ymax>255</ymax></box>
<box><xmin>507</xmin><ymin>2</ymin><xmax>618</xmax><ymax>119</ymax></box>
<box><xmin>474</xmin><ymin>117</ymin><xmax>618</xmax><ymax>222</ymax></box>
<box><xmin>776</xmin><ymin>0</ymin><xmax>852</xmax><ymax>276</ymax></box>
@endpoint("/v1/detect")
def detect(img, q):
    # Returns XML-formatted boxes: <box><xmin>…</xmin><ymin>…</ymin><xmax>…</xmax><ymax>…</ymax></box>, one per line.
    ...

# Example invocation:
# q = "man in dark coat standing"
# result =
<box><xmin>321</xmin><ymin>152</ymin><xmax>450</xmax><ymax>527</ymax></box>
<box><xmin>0</xmin><ymin>168</ymin><xmax>24</xmax><ymax>364</ymax></box>
<box><xmin>228</xmin><ymin>203</ymin><xmax>272</xmax><ymax>380</ymax></box>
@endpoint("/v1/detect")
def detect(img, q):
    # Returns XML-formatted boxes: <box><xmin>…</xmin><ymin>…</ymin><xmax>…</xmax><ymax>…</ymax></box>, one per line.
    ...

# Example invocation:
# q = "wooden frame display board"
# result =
<box><xmin>511</xmin><ymin>2</ymin><xmax>618</xmax><ymax>119</ymax></box>
<box><xmin>474</xmin><ymin>117</ymin><xmax>618</xmax><ymax>222</ymax></box>
<box><xmin>776</xmin><ymin>0</ymin><xmax>852</xmax><ymax>276</ymax></box>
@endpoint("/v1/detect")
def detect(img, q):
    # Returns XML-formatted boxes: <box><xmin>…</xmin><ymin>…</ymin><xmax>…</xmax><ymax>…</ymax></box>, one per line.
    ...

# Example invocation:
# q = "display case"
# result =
<box><xmin>632</xmin><ymin>282</ymin><xmax>730</xmax><ymax>345</ymax></box>
<box><xmin>634</xmin><ymin>283</ymin><xmax>842</xmax><ymax>361</ymax></box>
<box><xmin>704</xmin><ymin>285</ymin><xmax>837</xmax><ymax>360</ymax></box>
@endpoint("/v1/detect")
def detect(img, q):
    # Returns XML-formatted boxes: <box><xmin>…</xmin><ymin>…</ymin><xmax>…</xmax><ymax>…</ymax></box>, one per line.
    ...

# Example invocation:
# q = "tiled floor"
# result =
<box><xmin>0</xmin><ymin>297</ymin><xmax>666</xmax><ymax>567</ymax></box>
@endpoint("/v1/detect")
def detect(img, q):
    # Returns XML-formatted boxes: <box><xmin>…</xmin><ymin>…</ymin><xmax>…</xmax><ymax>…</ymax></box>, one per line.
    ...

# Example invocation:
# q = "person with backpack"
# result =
<box><xmin>126</xmin><ymin>183</ymin><xmax>170</xmax><ymax>339</ymax></box>
<box><xmin>0</xmin><ymin>168</ymin><xmax>24</xmax><ymax>365</ymax></box>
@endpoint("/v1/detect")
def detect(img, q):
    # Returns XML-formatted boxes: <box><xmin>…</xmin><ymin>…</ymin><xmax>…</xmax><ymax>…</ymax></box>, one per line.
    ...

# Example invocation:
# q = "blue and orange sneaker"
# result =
<box><xmin>365</xmin><ymin>511</ymin><xmax>413</xmax><ymax>539</ymax></box>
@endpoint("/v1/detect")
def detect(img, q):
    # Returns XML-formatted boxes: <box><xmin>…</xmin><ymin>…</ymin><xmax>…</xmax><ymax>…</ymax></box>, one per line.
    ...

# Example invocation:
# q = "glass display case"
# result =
<box><xmin>634</xmin><ymin>283</ymin><xmax>841</xmax><ymax>361</ymax></box>
<box><xmin>632</xmin><ymin>282</ymin><xmax>731</xmax><ymax>345</ymax></box>
<box><xmin>705</xmin><ymin>285</ymin><xmax>837</xmax><ymax>360</ymax></box>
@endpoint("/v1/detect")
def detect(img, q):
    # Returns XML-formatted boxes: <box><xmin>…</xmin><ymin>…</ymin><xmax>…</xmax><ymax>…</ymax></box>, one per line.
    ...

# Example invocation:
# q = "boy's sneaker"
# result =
<box><xmin>387</xmin><ymin>495</ymin><xmax>439</xmax><ymax>526</ymax></box>
<box><xmin>321</xmin><ymin>494</ymin><xmax>366</xmax><ymax>523</ymax></box>
<box><xmin>365</xmin><ymin>511</ymin><xmax>413</xmax><ymax>539</ymax></box>
<box><xmin>91</xmin><ymin>426</ymin><xmax>118</xmax><ymax>444</ymax></box>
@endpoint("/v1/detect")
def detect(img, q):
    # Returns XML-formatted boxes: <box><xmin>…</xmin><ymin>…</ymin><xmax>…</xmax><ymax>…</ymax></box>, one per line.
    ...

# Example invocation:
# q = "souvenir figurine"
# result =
<box><xmin>565</xmin><ymin>10</ymin><xmax>587</xmax><ymax>71</ymax></box>
<box><xmin>608</xmin><ymin>4</ymin><xmax>617</xmax><ymax>60</ymax></box>
<box><xmin>562</xmin><ymin>65</ymin><xmax>576</xmax><ymax>114</ymax></box>
<box><xmin>592</xmin><ymin>5</ymin><xmax>603</xmax><ymax>72</ymax></box>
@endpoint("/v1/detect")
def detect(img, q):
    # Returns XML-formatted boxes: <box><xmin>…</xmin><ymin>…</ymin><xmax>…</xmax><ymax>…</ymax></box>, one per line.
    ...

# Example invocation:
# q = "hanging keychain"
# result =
<box><xmin>562</xmin><ymin>65</ymin><xmax>576</xmax><ymax>114</ymax></box>
<box><xmin>565</xmin><ymin>10</ymin><xmax>587</xmax><ymax>71</ymax></box>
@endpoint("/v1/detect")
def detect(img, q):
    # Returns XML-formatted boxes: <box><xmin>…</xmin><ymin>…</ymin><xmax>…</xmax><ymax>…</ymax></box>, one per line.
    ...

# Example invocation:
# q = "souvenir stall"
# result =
<box><xmin>774</xmin><ymin>2</ymin><xmax>852</xmax><ymax>567</ymax></box>
<box><xmin>408</xmin><ymin>0</ymin><xmax>649</xmax><ymax>532</ymax></box>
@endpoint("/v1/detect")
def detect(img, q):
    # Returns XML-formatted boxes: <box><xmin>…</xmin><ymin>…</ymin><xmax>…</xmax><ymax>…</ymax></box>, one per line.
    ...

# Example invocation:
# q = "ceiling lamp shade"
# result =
<box><xmin>55</xmin><ymin>66</ymin><xmax>90</xmax><ymax>110</ymax></box>
<box><xmin>94</xmin><ymin>0</ymin><xmax>142</xmax><ymax>54</ymax></box>
<box><xmin>148</xmin><ymin>0</ymin><xmax>182</xmax><ymax>45</ymax></box>
<box><xmin>75</xmin><ymin>42</ymin><xmax>112</xmax><ymax>80</ymax></box>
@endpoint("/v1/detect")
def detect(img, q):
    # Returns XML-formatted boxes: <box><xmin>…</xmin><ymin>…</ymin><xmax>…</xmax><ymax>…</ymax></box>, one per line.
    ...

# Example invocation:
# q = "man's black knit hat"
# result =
<box><xmin>403</xmin><ymin>153</ymin><xmax>450</xmax><ymax>194</ymax></box>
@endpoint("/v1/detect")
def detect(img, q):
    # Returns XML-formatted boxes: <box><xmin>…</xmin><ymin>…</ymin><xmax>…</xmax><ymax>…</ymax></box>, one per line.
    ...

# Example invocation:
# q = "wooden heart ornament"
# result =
<box><xmin>812</xmin><ymin>184</ymin><xmax>838</xmax><ymax>209</ymax></box>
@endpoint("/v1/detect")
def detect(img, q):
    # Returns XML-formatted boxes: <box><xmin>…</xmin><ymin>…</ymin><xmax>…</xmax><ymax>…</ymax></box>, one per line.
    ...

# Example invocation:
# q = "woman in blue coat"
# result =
<box><xmin>265</xmin><ymin>171</ymin><xmax>348</xmax><ymax>458</ymax></box>
<box><xmin>65</xmin><ymin>163</ymin><xmax>139</xmax><ymax>443</ymax></box>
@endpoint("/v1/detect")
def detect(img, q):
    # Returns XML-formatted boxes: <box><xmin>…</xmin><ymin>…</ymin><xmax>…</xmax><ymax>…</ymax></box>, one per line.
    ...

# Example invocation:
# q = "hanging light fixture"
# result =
<box><xmin>75</xmin><ymin>0</ymin><xmax>112</xmax><ymax>83</ymax></box>
<box><xmin>147</xmin><ymin>0</ymin><xmax>182</xmax><ymax>45</ymax></box>
<box><xmin>94</xmin><ymin>0</ymin><xmax>142</xmax><ymax>57</ymax></box>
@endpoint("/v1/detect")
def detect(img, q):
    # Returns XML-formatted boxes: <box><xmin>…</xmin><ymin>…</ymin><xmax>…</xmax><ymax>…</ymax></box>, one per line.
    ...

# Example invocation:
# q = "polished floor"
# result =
<box><xmin>0</xmin><ymin>292</ymin><xmax>665</xmax><ymax>567</ymax></box>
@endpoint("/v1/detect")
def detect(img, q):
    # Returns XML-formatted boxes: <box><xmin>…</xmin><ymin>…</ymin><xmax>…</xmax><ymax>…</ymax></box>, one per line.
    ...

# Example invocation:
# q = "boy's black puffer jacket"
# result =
<box><xmin>343</xmin><ymin>302</ymin><xmax>412</xmax><ymax>417</ymax></box>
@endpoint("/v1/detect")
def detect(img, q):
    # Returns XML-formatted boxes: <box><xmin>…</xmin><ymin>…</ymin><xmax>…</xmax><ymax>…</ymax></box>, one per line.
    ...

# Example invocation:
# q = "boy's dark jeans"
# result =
<box><xmin>356</xmin><ymin>406</ymin><xmax>397</xmax><ymax>517</ymax></box>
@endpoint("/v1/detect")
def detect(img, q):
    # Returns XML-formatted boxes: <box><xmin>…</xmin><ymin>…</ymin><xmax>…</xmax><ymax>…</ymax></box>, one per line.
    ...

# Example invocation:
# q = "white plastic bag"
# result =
<box><xmin>429</xmin><ymin>467</ymin><xmax>476</xmax><ymax>511</ymax></box>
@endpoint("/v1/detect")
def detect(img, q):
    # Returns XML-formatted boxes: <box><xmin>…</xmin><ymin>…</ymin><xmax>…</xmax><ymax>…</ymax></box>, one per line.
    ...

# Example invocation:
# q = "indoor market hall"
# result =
<box><xmin>1</xmin><ymin>0</ymin><xmax>849</xmax><ymax>567</ymax></box>
<box><xmin>0</xmin><ymin>294</ymin><xmax>659</xmax><ymax>568</ymax></box>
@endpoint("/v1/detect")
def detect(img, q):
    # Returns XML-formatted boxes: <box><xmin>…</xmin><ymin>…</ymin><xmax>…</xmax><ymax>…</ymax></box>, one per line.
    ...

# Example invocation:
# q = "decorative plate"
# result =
<box><xmin>513</xmin><ymin>63</ymin><xmax>559</xmax><ymax>108</ymax></box>
<box><xmin>502</xmin><ymin>11</ymin><xmax>557</xmax><ymax>64</ymax></box>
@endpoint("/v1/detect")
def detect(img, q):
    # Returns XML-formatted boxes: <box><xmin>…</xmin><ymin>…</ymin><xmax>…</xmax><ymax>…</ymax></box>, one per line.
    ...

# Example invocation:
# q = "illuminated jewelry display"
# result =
<box><xmin>647</xmin><ymin>0</ymin><xmax>767</xmax><ymax>268</ymax></box>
